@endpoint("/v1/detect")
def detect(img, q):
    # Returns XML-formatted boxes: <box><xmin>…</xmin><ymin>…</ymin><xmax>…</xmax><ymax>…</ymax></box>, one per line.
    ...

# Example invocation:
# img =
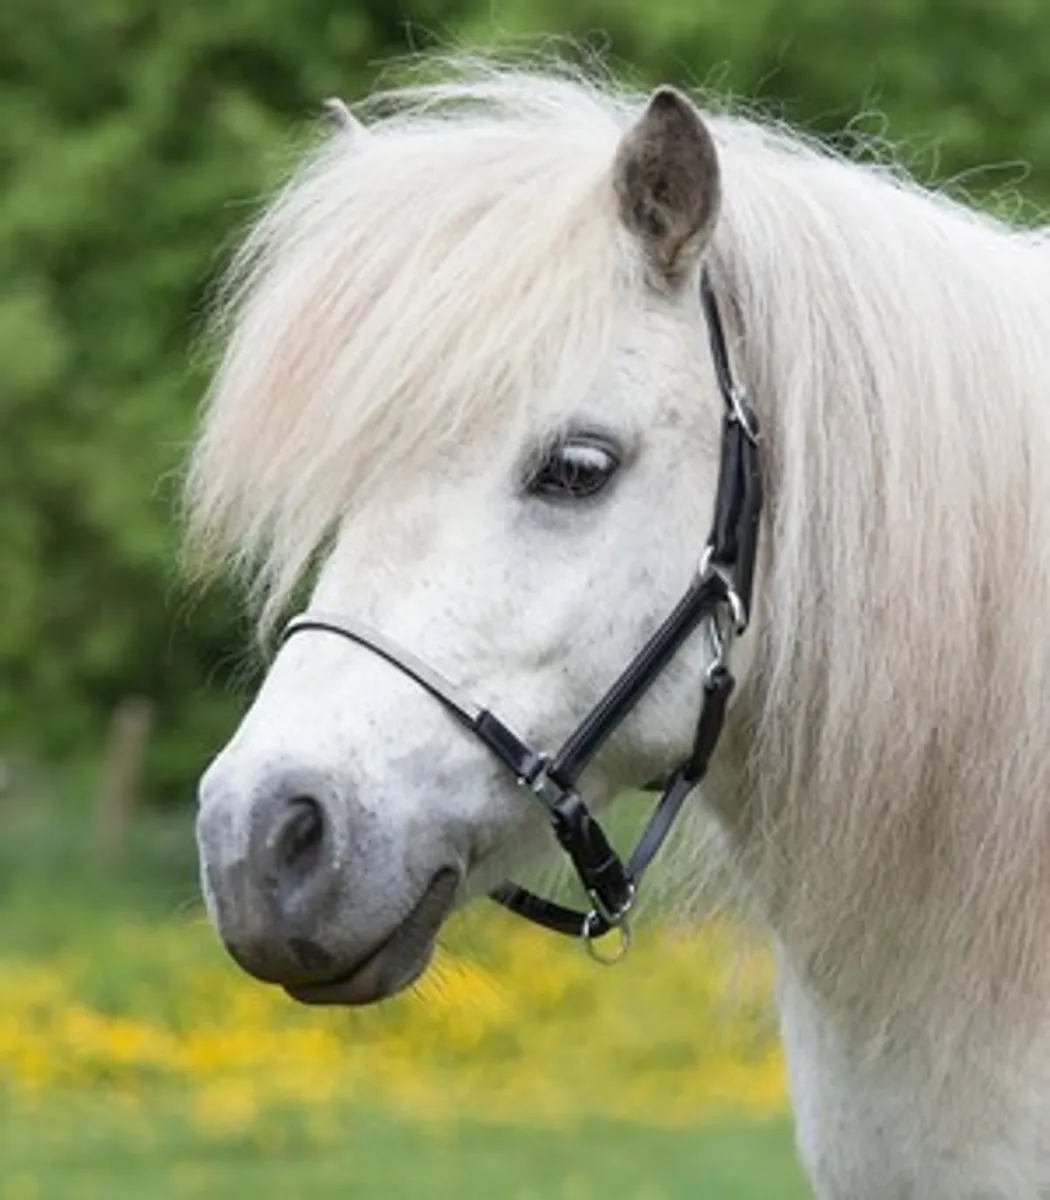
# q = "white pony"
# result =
<box><xmin>189</xmin><ymin>59</ymin><xmax>1050</xmax><ymax>1199</ymax></box>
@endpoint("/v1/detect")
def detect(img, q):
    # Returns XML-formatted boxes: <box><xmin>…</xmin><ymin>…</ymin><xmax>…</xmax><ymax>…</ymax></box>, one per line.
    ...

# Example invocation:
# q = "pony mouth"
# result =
<box><xmin>284</xmin><ymin>867</ymin><xmax>460</xmax><ymax>1007</ymax></box>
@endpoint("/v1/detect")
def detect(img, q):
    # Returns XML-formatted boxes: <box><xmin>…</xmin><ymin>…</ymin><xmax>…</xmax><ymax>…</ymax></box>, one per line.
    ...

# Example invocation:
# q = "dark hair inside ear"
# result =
<box><xmin>613</xmin><ymin>87</ymin><xmax>721</xmax><ymax>287</ymax></box>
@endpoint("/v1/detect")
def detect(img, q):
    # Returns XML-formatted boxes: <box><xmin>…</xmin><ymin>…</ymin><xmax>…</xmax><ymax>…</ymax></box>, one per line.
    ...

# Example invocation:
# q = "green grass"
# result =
<box><xmin>1</xmin><ymin>1100</ymin><xmax>807</xmax><ymax>1199</ymax></box>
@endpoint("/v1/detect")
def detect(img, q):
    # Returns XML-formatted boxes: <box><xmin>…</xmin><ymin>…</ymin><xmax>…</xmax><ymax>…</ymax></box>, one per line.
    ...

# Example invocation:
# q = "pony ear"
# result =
<box><xmin>322</xmin><ymin>97</ymin><xmax>367</xmax><ymax>139</ymax></box>
<box><xmin>613</xmin><ymin>87</ymin><xmax>721</xmax><ymax>287</ymax></box>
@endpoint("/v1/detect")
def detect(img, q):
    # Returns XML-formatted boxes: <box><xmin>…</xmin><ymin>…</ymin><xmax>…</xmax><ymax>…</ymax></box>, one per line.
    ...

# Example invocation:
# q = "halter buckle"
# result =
<box><xmin>517</xmin><ymin>758</ymin><xmax>574</xmax><ymax>819</ymax></box>
<box><xmin>588</xmin><ymin>876</ymin><xmax>636</xmax><ymax>928</ymax></box>
<box><xmin>698</xmin><ymin>546</ymin><xmax>749</xmax><ymax>635</ymax></box>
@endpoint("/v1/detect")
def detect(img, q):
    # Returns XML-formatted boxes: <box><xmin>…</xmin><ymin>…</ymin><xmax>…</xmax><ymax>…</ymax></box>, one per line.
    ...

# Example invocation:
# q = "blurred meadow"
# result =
<box><xmin>4</xmin><ymin>0</ymin><xmax>1050</xmax><ymax>1195</ymax></box>
<box><xmin>0</xmin><ymin>794</ymin><xmax>802</xmax><ymax>1198</ymax></box>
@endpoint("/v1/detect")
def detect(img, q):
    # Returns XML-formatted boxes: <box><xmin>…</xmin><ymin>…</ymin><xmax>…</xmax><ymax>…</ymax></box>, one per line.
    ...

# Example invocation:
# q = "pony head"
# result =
<box><xmin>189</xmin><ymin>73</ymin><xmax>746</xmax><ymax>1003</ymax></box>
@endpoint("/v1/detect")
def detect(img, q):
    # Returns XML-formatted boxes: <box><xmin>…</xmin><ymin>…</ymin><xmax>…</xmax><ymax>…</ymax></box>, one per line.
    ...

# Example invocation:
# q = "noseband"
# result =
<box><xmin>282</xmin><ymin>269</ymin><xmax>761</xmax><ymax>961</ymax></box>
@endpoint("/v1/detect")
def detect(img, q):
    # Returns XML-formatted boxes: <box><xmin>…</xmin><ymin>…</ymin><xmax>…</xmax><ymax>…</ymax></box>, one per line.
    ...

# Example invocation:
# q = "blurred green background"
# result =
<box><xmin>4</xmin><ymin>0</ymin><xmax>1049</xmax><ymax>809</ymax></box>
<box><xmin>1</xmin><ymin>1</ymin><xmax>1047</xmax><ymax>1196</ymax></box>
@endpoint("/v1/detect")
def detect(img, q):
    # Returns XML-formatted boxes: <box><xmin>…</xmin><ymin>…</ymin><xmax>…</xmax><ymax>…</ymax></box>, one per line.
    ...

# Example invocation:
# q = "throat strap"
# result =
<box><xmin>489</xmin><ymin>662</ymin><xmax>734</xmax><ymax>939</ymax></box>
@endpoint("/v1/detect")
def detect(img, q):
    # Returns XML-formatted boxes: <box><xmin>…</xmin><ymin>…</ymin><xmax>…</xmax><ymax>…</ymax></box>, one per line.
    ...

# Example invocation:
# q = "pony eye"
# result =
<box><xmin>526</xmin><ymin>433</ymin><xmax>622</xmax><ymax>500</ymax></box>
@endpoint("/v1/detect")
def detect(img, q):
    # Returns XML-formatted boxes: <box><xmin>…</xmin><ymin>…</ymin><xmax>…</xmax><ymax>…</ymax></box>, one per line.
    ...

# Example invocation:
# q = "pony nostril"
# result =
<box><xmin>218</xmin><ymin>785</ymin><xmax>344</xmax><ymax>985</ymax></box>
<box><xmin>272</xmin><ymin>795</ymin><xmax>326</xmax><ymax>878</ymax></box>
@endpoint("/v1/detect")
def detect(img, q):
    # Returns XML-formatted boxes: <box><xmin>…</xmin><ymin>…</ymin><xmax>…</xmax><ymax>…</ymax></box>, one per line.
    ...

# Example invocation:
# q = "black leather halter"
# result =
<box><xmin>282</xmin><ymin>268</ymin><xmax>761</xmax><ymax>959</ymax></box>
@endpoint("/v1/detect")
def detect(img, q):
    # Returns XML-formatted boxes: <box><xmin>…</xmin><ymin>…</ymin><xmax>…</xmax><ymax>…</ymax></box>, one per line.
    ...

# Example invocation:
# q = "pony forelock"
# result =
<box><xmin>186</xmin><ymin>62</ymin><xmax>641</xmax><ymax>622</ymax></box>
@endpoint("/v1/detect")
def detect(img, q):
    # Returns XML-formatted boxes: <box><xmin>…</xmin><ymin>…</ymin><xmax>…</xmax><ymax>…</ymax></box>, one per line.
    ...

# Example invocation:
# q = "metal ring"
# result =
<box><xmin>702</xmin><ymin>614</ymin><xmax>729</xmax><ymax>680</ymax></box>
<box><xmin>697</xmin><ymin>548</ymin><xmax>749</xmax><ymax>637</ymax></box>
<box><xmin>519</xmin><ymin>759</ymin><xmax>559</xmax><ymax>806</ymax></box>
<box><xmin>728</xmin><ymin>384</ymin><xmax>760</xmax><ymax>444</ymax></box>
<box><xmin>583</xmin><ymin>913</ymin><xmax>631</xmax><ymax>965</ymax></box>
<box><xmin>723</xmin><ymin>586</ymin><xmax>748</xmax><ymax>636</ymax></box>
<box><xmin>697</xmin><ymin>543</ymin><xmax>715</xmax><ymax>580</ymax></box>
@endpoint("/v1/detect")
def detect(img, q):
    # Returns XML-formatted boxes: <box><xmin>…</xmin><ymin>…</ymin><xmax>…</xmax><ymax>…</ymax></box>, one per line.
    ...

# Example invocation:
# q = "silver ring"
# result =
<box><xmin>698</xmin><ymin>543</ymin><xmax>715</xmax><ymax>580</ymax></box>
<box><xmin>698</xmin><ymin>548</ymin><xmax>749</xmax><ymax>636</ymax></box>
<box><xmin>729</xmin><ymin>384</ymin><xmax>760</xmax><ymax>443</ymax></box>
<box><xmin>583</xmin><ymin>914</ymin><xmax>631</xmax><ymax>965</ymax></box>
<box><xmin>723</xmin><ymin>586</ymin><xmax>748</xmax><ymax>636</ymax></box>
<box><xmin>702</xmin><ymin>611</ymin><xmax>728</xmax><ymax>673</ymax></box>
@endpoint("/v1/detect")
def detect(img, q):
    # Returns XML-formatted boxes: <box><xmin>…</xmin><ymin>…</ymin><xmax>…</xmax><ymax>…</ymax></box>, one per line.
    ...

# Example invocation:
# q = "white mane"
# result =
<box><xmin>187</xmin><ymin>59</ymin><xmax>1050</xmax><ymax>1039</ymax></box>
<box><xmin>187</xmin><ymin>65</ymin><xmax>638</xmax><ymax>614</ymax></box>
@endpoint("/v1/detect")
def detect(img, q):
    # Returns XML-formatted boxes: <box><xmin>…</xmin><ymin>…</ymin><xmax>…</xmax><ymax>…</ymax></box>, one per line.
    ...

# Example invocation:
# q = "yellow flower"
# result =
<box><xmin>0</xmin><ymin>909</ymin><xmax>785</xmax><ymax>1132</ymax></box>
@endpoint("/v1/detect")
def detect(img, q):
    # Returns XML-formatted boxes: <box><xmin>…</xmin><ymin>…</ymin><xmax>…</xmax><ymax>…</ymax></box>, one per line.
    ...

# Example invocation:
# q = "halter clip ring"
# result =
<box><xmin>583</xmin><ymin>913</ymin><xmax>632</xmax><ymax>965</ymax></box>
<box><xmin>697</xmin><ymin>548</ymin><xmax>749</xmax><ymax>635</ymax></box>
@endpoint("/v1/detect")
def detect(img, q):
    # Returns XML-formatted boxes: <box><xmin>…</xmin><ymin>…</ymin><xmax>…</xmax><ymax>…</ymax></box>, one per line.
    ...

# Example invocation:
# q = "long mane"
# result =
<box><xmin>706</xmin><ymin>103</ymin><xmax>1050</xmax><ymax>1033</ymax></box>
<box><xmin>186</xmin><ymin>63</ymin><xmax>638</xmax><ymax>615</ymax></box>
<box><xmin>187</xmin><ymin>57</ymin><xmax>1050</xmax><ymax>1034</ymax></box>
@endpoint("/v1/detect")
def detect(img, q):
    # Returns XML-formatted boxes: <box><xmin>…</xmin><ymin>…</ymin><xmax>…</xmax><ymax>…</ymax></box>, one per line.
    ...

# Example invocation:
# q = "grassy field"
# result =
<box><xmin>0</xmin><ymin>792</ymin><xmax>808</xmax><ymax>1198</ymax></box>
<box><xmin>3</xmin><ymin>1101</ymin><xmax>806</xmax><ymax>1199</ymax></box>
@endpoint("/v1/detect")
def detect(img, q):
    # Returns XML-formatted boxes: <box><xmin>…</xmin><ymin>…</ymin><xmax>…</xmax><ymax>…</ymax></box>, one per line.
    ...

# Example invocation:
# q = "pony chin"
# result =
<box><xmin>285</xmin><ymin>866</ymin><xmax>461</xmax><ymax>1006</ymax></box>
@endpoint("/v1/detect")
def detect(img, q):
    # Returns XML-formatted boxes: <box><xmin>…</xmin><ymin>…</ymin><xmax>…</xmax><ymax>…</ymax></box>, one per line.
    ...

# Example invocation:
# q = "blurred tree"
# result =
<box><xmin>469</xmin><ymin>0</ymin><xmax>1050</xmax><ymax>212</ymax></box>
<box><xmin>2</xmin><ymin>0</ymin><xmax>1047</xmax><ymax>803</ymax></box>
<box><xmin>0</xmin><ymin>0</ymin><xmax>478</xmax><ymax>800</ymax></box>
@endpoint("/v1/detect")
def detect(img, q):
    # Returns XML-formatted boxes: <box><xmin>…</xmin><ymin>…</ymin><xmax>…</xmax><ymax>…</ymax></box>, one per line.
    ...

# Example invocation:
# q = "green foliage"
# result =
<box><xmin>0</xmin><ymin>0</ymin><xmax>477</xmax><ymax>798</ymax></box>
<box><xmin>473</xmin><ymin>0</ymin><xmax>1050</xmax><ymax>211</ymax></box>
<box><xmin>3</xmin><ymin>0</ymin><xmax>1047</xmax><ymax>802</ymax></box>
